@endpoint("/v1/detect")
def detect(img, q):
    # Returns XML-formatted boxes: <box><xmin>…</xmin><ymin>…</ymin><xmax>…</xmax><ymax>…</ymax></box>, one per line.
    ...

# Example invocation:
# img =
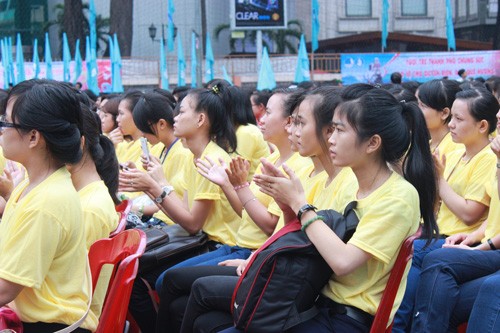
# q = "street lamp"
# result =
<box><xmin>148</xmin><ymin>23</ymin><xmax>177</xmax><ymax>43</ymax></box>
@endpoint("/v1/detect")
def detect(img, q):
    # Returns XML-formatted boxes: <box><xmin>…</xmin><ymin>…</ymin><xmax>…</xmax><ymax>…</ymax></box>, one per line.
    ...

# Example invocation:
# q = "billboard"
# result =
<box><xmin>230</xmin><ymin>0</ymin><xmax>287</xmax><ymax>30</ymax></box>
<box><xmin>341</xmin><ymin>51</ymin><xmax>500</xmax><ymax>85</ymax></box>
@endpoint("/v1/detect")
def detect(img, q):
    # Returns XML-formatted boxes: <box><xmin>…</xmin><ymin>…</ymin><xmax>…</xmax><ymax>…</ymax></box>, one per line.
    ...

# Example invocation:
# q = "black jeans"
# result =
<box><xmin>155</xmin><ymin>265</ymin><xmax>238</xmax><ymax>333</ymax></box>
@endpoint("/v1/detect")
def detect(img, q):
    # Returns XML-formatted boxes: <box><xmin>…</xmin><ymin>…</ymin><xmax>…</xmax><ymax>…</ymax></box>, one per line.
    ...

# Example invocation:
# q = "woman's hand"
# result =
<box><xmin>145</xmin><ymin>155</ymin><xmax>167</xmax><ymax>185</ymax></box>
<box><xmin>196</xmin><ymin>156</ymin><xmax>230</xmax><ymax>187</ymax></box>
<box><xmin>109</xmin><ymin>127</ymin><xmax>124</xmax><ymax>146</ymax></box>
<box><xmin>0</xmin><ymin>162</ymin><xmax>25</xmax><ymax>199</ymax></box>
<box><xmin>444</xmin><ymin>233</ymin><xmax>469</xmax><ymax>245</ymax></box>
<box><xmin>218</xmin><ymin>258</ymin><xmax>246</xmax><ymax>268</ymax></box>
<box><xmin>235</xmin><ymin>258</ymin><xmax>250</xmax><ymax>276</ymax></box>
<box><xmin>119</xmin><ymin>168</ymin><xmax>158</xmax><ymax>192</ymax></box>
<box><xmin>442</xmin><ymin>243</ymin><xmax>475</xmax><ymax>250</ymax></box>
<box><xmin>227</xmin><ymin>156</ymin><xmax>250</xmax><ymax>186</ymax></box>
<box><xmin>253</xmin><ymin>161</ymin><xmax>305</xmax><ymax>210</ymax></box>
<box><xmin>491</xmin><ymin>136</ymin><xmax>500</xmax><ymax>158</ymax></box>
<box><xmin>432</xmin><ymin>149</ymin><xmax>446</xmax><ymax>179</ymax></box>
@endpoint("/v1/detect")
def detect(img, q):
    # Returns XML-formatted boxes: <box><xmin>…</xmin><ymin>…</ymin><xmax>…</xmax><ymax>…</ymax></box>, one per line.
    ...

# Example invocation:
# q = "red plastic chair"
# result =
<box><xmin>110</xmin><ymin>199</ymin><xmax>132</xmax><ymax>237</ymax></box>
<box><xmin>89</xmin><ymin>229</ymin><xmax>146</xmax><ymax>333</ymax></box>
<box><xmin>370</xmin><ymin>228</ymin><xmax>422</xmax><ymax>333</ymax></box>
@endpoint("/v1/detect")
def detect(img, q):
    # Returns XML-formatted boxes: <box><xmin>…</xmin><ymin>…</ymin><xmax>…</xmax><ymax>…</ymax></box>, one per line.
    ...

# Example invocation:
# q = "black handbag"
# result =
<box><xmin>137</xmin><ymin>224</ymin><xmax>209</xmax><ymax>273</ymax></box>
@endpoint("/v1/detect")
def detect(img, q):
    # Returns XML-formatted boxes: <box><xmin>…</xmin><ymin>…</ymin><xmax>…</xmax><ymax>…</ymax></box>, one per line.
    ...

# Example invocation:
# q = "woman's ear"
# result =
<box><xmin>478</xmin><ymin>119</ymin><xmax>489</xmax><ymax>134</ymax></box>
<box><xmin>441</xmin><ymin>107</ymin><xmax>451</xmax><ymax>122</ymax></box>
<box><xmin>197</xmin><ymin>112</ymin><xmax>207</xmax><ymax>128</ymax></box>
<box><xmin>366</xmin><ymin>134</ymin><xmax>382</xmax><ymax>155</ymax></box>
<box><xmin>28</xmin><ymin>130</ymin><xmax>42</xmax><ymax>149</ymax></box>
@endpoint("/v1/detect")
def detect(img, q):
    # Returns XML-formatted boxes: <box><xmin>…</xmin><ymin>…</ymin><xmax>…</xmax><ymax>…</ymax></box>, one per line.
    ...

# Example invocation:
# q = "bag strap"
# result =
<box><xmin>230</xmin><ymin>220</ymin><xmax>301</xmax><ymax>315</ymax></box>
<box><xmin>53</xmin><ymin>259</ymin><xmax>92</xmax><ymax>333</ymax></box>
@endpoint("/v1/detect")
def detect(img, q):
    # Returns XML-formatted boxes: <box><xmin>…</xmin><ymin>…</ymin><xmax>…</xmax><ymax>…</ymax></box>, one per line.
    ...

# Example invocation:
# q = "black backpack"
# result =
<box><xmin>231</xmin><ymin>201</ymin><xmax>359</xmax><ymax>333</ymax></box>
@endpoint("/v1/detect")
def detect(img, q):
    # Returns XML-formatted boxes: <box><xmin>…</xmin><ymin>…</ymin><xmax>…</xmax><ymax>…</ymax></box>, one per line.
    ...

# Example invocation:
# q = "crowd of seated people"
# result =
<box><xmin>0</xmin><ymin>75</ymin><xmax>498</xmax><ymax>333</ymax></box>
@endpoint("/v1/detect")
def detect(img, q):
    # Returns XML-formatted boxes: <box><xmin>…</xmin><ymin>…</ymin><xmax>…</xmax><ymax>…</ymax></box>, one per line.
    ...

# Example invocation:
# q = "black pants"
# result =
<box><xmin>156</xmin><ymin>265</ymin><xmax>238</xmax><ymax>333</ymax></box>
<box><xmin>22</xmin><ymin>322</ymin><xmax>91</xmax><ymax>333</ymax></box>
<box><xmin>129</xmin><ymin>251</ymin><xmax>204</xmax><ymax>333</ymax></box>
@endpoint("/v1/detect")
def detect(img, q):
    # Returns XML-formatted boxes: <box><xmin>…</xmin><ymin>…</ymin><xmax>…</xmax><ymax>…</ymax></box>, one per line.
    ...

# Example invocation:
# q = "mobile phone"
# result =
<box><xmin>140</xmin><ymin>137</ymin><xmax>150</xmax><ymax>163</ymax></box>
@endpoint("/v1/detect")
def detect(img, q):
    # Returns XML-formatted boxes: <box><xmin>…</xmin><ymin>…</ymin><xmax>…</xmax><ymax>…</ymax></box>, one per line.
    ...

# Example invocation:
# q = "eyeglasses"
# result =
<box><xmin>0</xmin><ymin>115</ymin><xmax>25</xmax><ymax>130</ymax></box>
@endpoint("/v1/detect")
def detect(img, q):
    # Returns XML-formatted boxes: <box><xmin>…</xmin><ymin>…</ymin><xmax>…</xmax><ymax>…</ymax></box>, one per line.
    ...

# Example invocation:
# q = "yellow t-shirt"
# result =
<box><xmin>79</xmin><ymin>180</ymin><xmax>118</xmax><ymax>328</ymax></box>
<box><xmin>182</xmin><ymin>141</ymin><xmax>241</xmax><ymax>246</ymax></box>
<box><xmin>80</xmin><ymin>181</ymin><xmax>118</xmax><ymax>248</ymax></box>
<box><xmin>483</xmin><ymin>168</ymin><xmax>500</xmax><ymax>242</ymax></box>
<box><xmin>234</xmin><ymin>124</ymin><xmax>270</xmax><ymax>182</ymax></box>
<box><xmin>314</xmin><ymin>167</ymin><xmax>357</xmax><ymax>212</ymax></box>
<box><xmin>272</xmin><ymin>163</ymin><xmax>324</xmax><ymax>232</ymax></box>
<box><xmin>267</xmin><ymin>152</ymin><xmax>313</xmax><ymax>218</ymax></box>
<box><xmin>432</xmin><ymin>132</ymin><xmax>463</xmax><ymax>160</ymax></box>
<box><xmin>323</xmin><ymin>172</ymin><xmax>420</xmax><ymax>325</ymax></box>
<box><xmin>0</xmin><ymin>168</ymin><xmax>93</xmax><ymax>331</ymax></box>
<box><xmin>116</xmin><ymin>139</ymin><xmax>143</xmax><ymax>164</ymax></box>
<box><xmin>153</xmin><ymin>139</ymin><xmax>192</xmax><ymax>224</ymax></box>
<box><xmin>235</xmin><ymin>151</ymin><xmax>281</xmax><ymax>249</ymax></box>
<box><xmin>438</xmin><ymin>145</ymin><xmax>496</xmax><ymax>235</ymax></box>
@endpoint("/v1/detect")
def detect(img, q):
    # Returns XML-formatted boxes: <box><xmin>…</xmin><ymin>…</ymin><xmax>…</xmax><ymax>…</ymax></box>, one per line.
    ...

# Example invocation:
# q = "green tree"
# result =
<box><xmin>213</xmin><ymin>20</ymin><xmax>303</xmax><ymax>54</ymax></box>
<box><xmin>45</xmin><ymin>2</ymin><xmax>110</xmax><ymax>56</ymax></box>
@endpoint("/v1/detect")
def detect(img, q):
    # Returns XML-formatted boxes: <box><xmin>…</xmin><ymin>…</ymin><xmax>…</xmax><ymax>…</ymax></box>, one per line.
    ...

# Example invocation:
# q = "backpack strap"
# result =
<box><xmin>231</xmin><ymin>220</ymin><xmax>301</xmax><ymax>315</ymax></box>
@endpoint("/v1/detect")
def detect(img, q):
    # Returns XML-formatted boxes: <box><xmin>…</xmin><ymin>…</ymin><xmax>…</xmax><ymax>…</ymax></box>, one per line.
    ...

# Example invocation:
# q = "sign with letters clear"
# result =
<box><xmin>231</xmin><ymin>0</ymin><xmax>287</xmax><ymax>30</ymax></box>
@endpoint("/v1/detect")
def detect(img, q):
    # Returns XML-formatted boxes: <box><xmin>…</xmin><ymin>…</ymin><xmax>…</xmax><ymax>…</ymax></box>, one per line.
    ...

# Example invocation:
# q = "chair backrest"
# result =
<box><xmin>88</xmin><ymin>229</ymin><xmax>146</xmax><ymax>333</ymax></box>
<box><xmin>370</xmin><ymin>228</ymin><xmax>422</xmax><ymax>333</ymax></box>
<box><xmin>110</xmin><ymin>199</ymin><xmax>132</xmax><ymax>237</ymax></box>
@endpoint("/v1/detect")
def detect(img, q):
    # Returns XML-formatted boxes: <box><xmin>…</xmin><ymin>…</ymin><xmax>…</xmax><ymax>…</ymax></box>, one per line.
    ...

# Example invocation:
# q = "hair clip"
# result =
<box><xmin>212</xmin><ymin>85</ymin><xmax>220</xmax><ymax>95</ymax></box>
<box><xmin>400</xmin><ymin>99</ymin><xmax>406</xmax><ymax>104</ymax></box>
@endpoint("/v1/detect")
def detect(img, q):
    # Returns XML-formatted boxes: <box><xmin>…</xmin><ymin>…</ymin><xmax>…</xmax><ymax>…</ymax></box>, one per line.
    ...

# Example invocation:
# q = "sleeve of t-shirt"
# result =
<box><xmin>348</xmin><ymin>197</ymin><xmax>416</xmax><ymax>265</ymax></box>
<box><xmin>0</xmin><ymin>209</ymin><xmax>63</xmax><ymax>288</ymax></box>
<box><xmin>464</xmin><ymin>154</ymin><xmax>496</xmax><ymax>206</ymax></box>
<box><xmin>193</xmin><ymin>171</ymin><xmax>221</xmax><ymax>201</ymax></box>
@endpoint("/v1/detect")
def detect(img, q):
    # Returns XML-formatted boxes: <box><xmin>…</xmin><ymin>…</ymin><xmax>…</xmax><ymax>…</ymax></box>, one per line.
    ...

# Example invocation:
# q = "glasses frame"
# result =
<box><xmin>0</xmin><ymin>115</ymin><xmax>27</xmax><ymax>131</ymax></box>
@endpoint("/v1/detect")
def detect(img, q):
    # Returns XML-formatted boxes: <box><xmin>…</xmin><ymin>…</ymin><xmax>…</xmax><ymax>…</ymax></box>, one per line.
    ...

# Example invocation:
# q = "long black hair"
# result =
<box><xmin>133</xmin><ymin>92</ymin><xmax>176</xmax><ymax>135</ymax></box>
<box><xmin>417</xmin><ymin>79</ymin><xmax>461</xmax><ymax>124</ymax></box>
<box><xmin>187</xmin><ymin>84</ymin><xmax>237</xmax><ymax>153</ymax></box>
<box><xmin>337</xmin><ymin>84</ymin><xmax>439</xmax><ymax>242</ymax></box>
<box><xmin>7</xmin><ymin>79</ymin><xmax>83</xmax><ymax>164</ymax></box>
<box><xmin>80</xmin><ymin>102</ymin><xmax>120</xmax><ymax>204</ymax></box>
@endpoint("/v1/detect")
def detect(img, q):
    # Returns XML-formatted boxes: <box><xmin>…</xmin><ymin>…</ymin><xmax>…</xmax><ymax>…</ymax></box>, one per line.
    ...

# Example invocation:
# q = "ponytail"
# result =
<box><xmin>400</xmin><ymin>101</ymin><xmax>439</xmax><ymax>243</ymax></box>
<box><xmin>96</xmin><ymin>134</ymin><xmax>120</xmax><ymax>205</ymax></box>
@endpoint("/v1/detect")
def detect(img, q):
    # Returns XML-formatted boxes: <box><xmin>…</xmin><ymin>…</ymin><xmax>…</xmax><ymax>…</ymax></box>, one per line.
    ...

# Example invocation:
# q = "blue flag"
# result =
<box><xmin>191</xmin><ymin>31</ymin><xmax>197</xmax><ymax>87</ymax></box>
<box><xmin>168</xmin><ymin>0</ymin><xmax>176</xmax><ymax>52</ymax></box>
<box><xmin>1</xmin><ymin>40</ymin><xmax>9</xmax><ymax>88</ymax></box>
<box><xmin>89</xmin><ymin>0</ymin><xmax>97</xmax><ymax>53</ymax></box>
<box><xmin>382</xmin><ymin>0</ymin><xmax>389</xmax><ymax>50</ymax></box>
<box><xmin>160</xmin><ymin>38</ymin><xmax>169</xmax><ymax>89</ymax></box>
<box><xmin>112</xmin><ymin>34</ymin><xmax>124</xmax><ymax>93</ymax></box>
<box><xmin>32</xmin><ymin>38</ymin><xmax>40</xmax><ymax>79</ymax></box>
<box><xmin>7</xmin><ymin>37</ymin><xmax>15</xmax><ymax>85</ymax></box>
<box><xmin>205</xmin><ymin>33</ymin><xmax>214</xmax><ymax>83</ymax></box>
<box><xmin>16</xmin><ymin>33</ymin><xmax>25</xmax><ymax>83</ymax></box>
<box><xmin>446</xmin><ymin>0</ymin><xmax>456</xmax><ymax>51</ymax></box>
<box><xmin>221</xmin><ymin>65</ymin><xmax>233</xmax><ymax>85</ymax></box>
<box><xmin>177</xmin><ymin>33</ymin><xmax>186</xmax><ymax>86</ymax></box>
<box><xmin>257</xmin><ymin>47</ymin><xmax>276</xmax><ymax>91</ymax></box>
<box><xmin>294</xmin><ymin>35</ymin><xmax>310</xmax><ymax>83</ymax></box>
<box><xmin>311</xmin><ymin>0</ymin><xmax>320</xmax><ymax>52</ymax></box>
<box><xmin>73</xmin><ymin>39</ymin><xmax>82</xmax><ymax>84</ymax></box>
<box><xmin>44</xmin><ymin>33</ymin><xmax>53</xmax><ymax>80</ymax></box>
<box><xmin>85</xmin><ymin>35</ymin><xmax>99</xmax><ymax>94</ymax></box>
<box><xmin>62</xmin><ymin>32</ymin><xmax>71</xmax><ymax>82</ymax></box>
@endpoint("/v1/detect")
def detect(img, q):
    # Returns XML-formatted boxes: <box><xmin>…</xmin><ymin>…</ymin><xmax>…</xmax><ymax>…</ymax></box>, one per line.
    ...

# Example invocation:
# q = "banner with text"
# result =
<box><xmin>341</xmin><ymin>51</ymin><xmax>500</xmax><ymax>85</ymax></box>
<box><xmin>0</xmin><ymin>59</ymin><xmax>112</xmax><ymax>92</ymax></box>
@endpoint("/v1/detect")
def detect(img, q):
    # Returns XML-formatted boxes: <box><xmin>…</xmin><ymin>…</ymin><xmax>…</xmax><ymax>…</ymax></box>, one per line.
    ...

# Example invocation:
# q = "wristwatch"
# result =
<box><xmin>155</xmin><ymin>185</ymin><xmax>174</xmax><ymax>203</ymax></box>
<box><xmin>297</xmin><ymin>203</ymin><xmax>317</xmax><ymax>221</ymax></box>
